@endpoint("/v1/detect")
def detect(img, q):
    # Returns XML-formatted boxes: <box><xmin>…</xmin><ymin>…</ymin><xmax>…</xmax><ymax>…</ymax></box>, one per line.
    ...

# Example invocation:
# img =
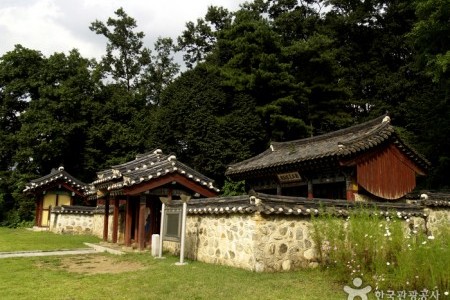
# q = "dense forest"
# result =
<box><xmin>1</xmin><ymin>0</ymin><xmax>449</xmax><ymax>226</ymax></box>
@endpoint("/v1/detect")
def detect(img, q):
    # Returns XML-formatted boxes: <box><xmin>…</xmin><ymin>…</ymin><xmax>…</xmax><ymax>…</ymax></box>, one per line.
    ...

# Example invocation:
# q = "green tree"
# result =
<box><xmin>403</xmin><ymin>0</ymin><xmax>450</xmax><ymax>189</ymax></box>
<box><xmin>321</xmin><ymin>0</ymin><xmax>416</xmax><ymax>120</ymax></box>
<box><xmin>13</xmin><ymin>50</ymin><xmax>97</xmax><ymax>179</ymax></box>
<box><xmin>408</xmin><ymin>0</ymin><xmax>450</xmax><ymax>97</ymax></box>
<box><xmin>216</xmin><ymin>7</ymin><xmax>313</xmax><ymax>141</ymax></box>
<box><xmin>409</xmin><ymin>0</ymin><xmax>450</xmax><ymax>86</ymax></box>
<box><xmin>89</xmin><ymin>7</ymin><xmax>152</xmax><ymax>91</ymax></box>
<box><xmin>85</xmin><ymin>83</ymin><xmax>149</xmax><ymax>171</ymax></box>
<box><xmin>0</xmin><ymin>170</ymin><xmax>35</xmax><ymax>227</ymax></box>
<box><xmin>177</xmin><ymin>6</ymin><xmax>232</xmax><ymax>69</ymax></box>
<box><xmin>140</xmin><ymin>37</ymin><xmax>180</xmax><ymax>105</ymax></box>
<box><xmin>0</xmin><ymin>45</ymin><xmax>44</xmax><ymax>171</ymax></box>
<box><xmin>151</xmin><ymin>65</ymin><xmax>264</xmax><ymax>183</ymax></box>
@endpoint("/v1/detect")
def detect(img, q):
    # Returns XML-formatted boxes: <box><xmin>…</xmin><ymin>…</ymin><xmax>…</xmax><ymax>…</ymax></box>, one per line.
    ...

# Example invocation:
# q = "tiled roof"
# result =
<box><xmin>92</xmin><ymin>149</ymin><xmax>220</xmax><ymax>193</ymax></box>
<box><xmin>168</xmin><ymin>192</ymin><xmax>426</xmax><ymax>218</ymax></box>
<box><xmin>51</xmin><ymin>205</ymin><xmax>114</xmax><ymax>214</ymax></box>
<box><xmin>23</xmin><ymin>167</ymin><xmax>89</xmax><ymax>194</ymax></box>
<box><xmin>226</xmin><ymin>115</ymin><xmax>430</xmax><ymax>178</ymax></box>
<box><xmin>406</xmin><ymin>191</ymin><xmax>450</xmax><ymax>208</ymax></box>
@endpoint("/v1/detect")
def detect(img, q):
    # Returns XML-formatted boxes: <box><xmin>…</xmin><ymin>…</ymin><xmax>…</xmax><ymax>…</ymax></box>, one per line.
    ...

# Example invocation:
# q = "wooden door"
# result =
<box><xmin>40</xmin><ymin>193</ymin><xmax>71</xmax><ymax>226</ymax></box>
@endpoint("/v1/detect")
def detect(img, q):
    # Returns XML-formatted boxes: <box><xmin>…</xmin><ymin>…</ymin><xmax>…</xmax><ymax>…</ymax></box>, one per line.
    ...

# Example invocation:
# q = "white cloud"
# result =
<box><xmin>0</xmin><ymin>0</ymin><xmax>243</xmax><ymax>61</ymax></box>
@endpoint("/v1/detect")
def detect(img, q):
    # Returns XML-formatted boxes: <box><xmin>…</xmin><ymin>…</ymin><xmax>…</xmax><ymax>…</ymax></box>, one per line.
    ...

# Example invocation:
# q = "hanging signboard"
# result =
<box><xmin>277</xmin><ymin>172</ymin><xmax>302</xmax><ymax>183</ymax></box>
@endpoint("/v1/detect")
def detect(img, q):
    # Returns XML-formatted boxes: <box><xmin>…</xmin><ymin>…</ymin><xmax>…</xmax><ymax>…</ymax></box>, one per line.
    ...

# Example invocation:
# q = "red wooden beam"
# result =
<box><xmin>340</xmin><ymin>144</ymin><xmax>426</xmax><ymax>176</ymax></box>
<box><xmin>123</xmin><ymin>173</ymin><xmax>218</xmax><ymax>198</ymax></box>
<box><xmin>112</xmin><ymin>198</ymin><xmax>119</xmax><ymax>243</ymax></box>
<box><xmin>125</xmin><ymin>197</ymin><xmax>132</xmax><ymax>247</ymax></box>
<box><xmin>138</xmin><ymin>197</ymin><xmax>146</xmax><ymax>251</ymax></box>
<box><xmin>134</xmin><ymin>200</ymin><xmax>139</xmax><ymax>245</ymax></box>
<box><xmin>35</xmin><ymin>197</ymin><xmax>43</xmax><ymax>227</ymax></box>
<box><xmin>356</xmin><ymin>144</ymin><xmax>417</xmax><ymax>199</ymax></box>
<box><xmin>307</xmin><ymin>181</ymin><xmax>313</xmax><ymax>199</ymax></box>
<box><xmin>103</xmin><ymin>197</ymin><xmax>109</xmax><ymax>241</ymax></box>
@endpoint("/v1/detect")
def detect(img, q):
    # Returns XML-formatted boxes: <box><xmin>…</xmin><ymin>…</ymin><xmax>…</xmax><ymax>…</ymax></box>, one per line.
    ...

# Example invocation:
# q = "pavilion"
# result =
<box><xmin>226</xmin><ymin>115</ymin><xmax>430</xmax><ymax>201</ymax></box>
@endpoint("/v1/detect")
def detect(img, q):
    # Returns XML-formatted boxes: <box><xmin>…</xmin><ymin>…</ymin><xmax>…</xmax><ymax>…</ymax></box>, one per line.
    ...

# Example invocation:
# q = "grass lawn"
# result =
<box><xmin>0</xmin><ymin>253</ymin><xmax>347</xmax><ymax>300</ymax></box>
<box><xmin>0</xmin><ymin>227</ymin><xmax>350</xmax><ymax>299</ymax></box>
<box><xmin>0</xmin><ymin>227</ymin><xmax>100</xmax><ymax>252</ymax></box>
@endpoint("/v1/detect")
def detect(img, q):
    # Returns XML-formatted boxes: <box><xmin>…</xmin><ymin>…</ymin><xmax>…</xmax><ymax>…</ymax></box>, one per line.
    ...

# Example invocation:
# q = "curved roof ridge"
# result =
<box><xmin>29</xmin><ymin>168</ymin><xmax>86</xmax><ymax>186</ymax></box>
<box><xmin>392</xmin><ymin>135</ymin><xmax>430</xmax><ymax>169</ymax></box>
<box><xmin>227</xmin><ymin>147</ymin><xmax>273</xmax><ymax>170</ymax></box>
<box><xmin>339</xmin><ymin>119</ymin><xmax>392</xmax><ymax>146</ymax></box>
<box><xmin>226</xmin><ymin>114</ymin><xmax>429</xmax><ymax>178</ymax></box>
<box><xmin>25</xmin><ymin>168</ymin><xmax>88</xmax><ymax>193</ymax></box>
<box><xmin>271</xmin><ymin>114</ymin><xmax>387</xmax><ymax>149</ymax></box>
<box><xmin>227</xmin><ymin>115</ymin><xmax>388</xmax><ymax>174</ymax></box>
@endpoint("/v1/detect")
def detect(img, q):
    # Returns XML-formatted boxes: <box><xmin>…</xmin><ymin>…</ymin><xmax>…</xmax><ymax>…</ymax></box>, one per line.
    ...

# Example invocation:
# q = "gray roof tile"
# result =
<box><xmin>226</xmin><ymin>115</ymin><xmax>429</xmax><ymax>178</ymax></box>
<box><xmin>24</xmin><ymin>167</ymin><xmax>88</xmax><ymax>194</ymax></box>
<box><xmin>92</xmin><ymin>149</ymin><xmax>219</xmax><ymax>193</ymax></box>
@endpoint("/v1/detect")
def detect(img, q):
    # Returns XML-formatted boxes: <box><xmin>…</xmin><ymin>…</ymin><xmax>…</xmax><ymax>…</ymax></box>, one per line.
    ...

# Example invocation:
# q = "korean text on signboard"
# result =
<box><xmin>277</xmin><ymin>172</ymin><xmax>302</xmax><ymax>183</ymax></box>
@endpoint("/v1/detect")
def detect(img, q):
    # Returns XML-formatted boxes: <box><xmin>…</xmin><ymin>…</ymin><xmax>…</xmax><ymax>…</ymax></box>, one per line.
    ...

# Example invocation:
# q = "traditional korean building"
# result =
<box><xmin>226</xmin><ymin>115</ymin><xmax>430</xmax><ymax>201</ymax></box>
<box><xmin>23</xmin><ymin>167</ymin><xmax>89</xmax><ymax>227</ymax></box>
<box><xmin>91</xmin><ymin>149</ymin><xmax>219</xmax><ymax>249</ymax></box>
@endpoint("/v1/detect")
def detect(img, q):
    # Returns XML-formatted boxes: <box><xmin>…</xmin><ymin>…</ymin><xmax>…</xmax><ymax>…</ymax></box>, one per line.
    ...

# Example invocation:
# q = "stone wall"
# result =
<box><xmin>49</xmin><ymin>206</ymin><xmax>115</xmax><ymax>241</ymax></box>
<box><xmin>92</xmin><ymin>212</ymin><xmax>115</xmax><ymax>241</ymax></box>
<box><xmin>48</xmin><ymin>195</ymin><xmax>449</xmax><ymax>273</ymax></box>
<box><xmin>163</xmin><ymin>212</ymin><xmax>317</xmax><ymax>272</ymax></box>
<box><xmin>162</xmin><ymin>200</ymin><xmax>449</xmax><ymax>273</ymax></box>
<box><xmin>164</xmin><ymin>214</ymin><xmax>257</xmax><ymax>270</ymax></box>
<box><xmin>49</xmin><ymin>212</ymin><xmax>94</xmax><ymax>235</ymax></box>
<box><xmin>425</xmin><ymin>208</ymin><xmax>450</xmax><ymax>235</ymax></box>
<box><xmin>252</xmin><ymin>214</ymin><xmax>317</xmax><ymax>272</ymax></box>
<box><xmin>188</xmin><ymin>214</ymin><xmax>257</xmax><ymax>270</ymax></box>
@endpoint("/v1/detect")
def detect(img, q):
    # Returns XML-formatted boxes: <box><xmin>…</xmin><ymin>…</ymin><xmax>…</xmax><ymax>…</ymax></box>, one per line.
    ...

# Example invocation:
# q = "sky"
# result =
<box><xmin>0</xmin><ymin>0</ymin><xmax>244</xmax><ymax>62</ymax></box>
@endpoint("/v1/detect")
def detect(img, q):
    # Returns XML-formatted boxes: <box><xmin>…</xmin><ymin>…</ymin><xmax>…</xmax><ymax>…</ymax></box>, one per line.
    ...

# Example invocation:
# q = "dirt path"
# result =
<box><xmin>0</xmin><ymin>248</ymin><xmax>97</xmax><ymax>258</ymax></box>
<box><xmin>36</xmin><ymin>254</ymin><xmax>147</xmax><ymax>274</ymax></box>
<box><xmin>0</xmin><ymin>242</ymin><xmax>122</xmax><ymax>259</ymax></box>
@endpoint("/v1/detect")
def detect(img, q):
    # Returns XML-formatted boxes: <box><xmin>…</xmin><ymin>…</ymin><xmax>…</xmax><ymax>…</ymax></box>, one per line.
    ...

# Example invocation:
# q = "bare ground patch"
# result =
<box><xmin>36</xmin><ymin>254</ymin><xmax>147</xmax><ymax>275</ymax></box>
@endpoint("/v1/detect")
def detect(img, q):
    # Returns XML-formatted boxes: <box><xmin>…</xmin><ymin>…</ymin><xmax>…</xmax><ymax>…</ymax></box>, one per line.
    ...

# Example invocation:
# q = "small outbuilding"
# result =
<box><xmin>226</xmin><ymin>115</ymin><xmax>430</xmax><ymax>201</ymax></box>
<box><xmin>23</xmin><ymin>167</ymin><xmax>89</xmax><ymax>227</ymax></box>
<box><xmin>90</xmin><ymin>149</ymin><xmax>220</xmax><ymax>249</ymax></box>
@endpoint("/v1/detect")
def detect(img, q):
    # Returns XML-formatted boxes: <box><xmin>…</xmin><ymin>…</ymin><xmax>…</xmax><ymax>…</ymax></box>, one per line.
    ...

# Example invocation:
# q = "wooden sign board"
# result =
<box><xmin>277</xmin><ymin>172</ymin><xmax>302</xmax><ymax>183</ymax></box>
<box><xmin>163</xmin><ymin>208</ymin><xmax>182</xmax><ymax>242</ymax></box>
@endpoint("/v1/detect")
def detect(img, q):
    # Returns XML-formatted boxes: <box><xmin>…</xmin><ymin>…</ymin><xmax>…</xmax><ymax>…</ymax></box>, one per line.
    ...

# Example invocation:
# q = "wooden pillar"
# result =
<box><xmin>276</xmin><ymin>183</ymin><xmax>282</xmax><ymax>196</ymax></box>
<box><xmin>103</xmin><ymin>196</ymin><xmax>110</xmax><ymax>241</ymax></box>
<box><xmin>346</xmin><ymin>176</ymin><xmax>358</xmax><ymax>201</ymax></box>
<box><xmin>307</xmin><ymin>180</ymin><xmax>314</xmax><ymax>199</ymax></box>
<box><xmin>35</xmin><ymin>197</ymin><xmax>42</xmax><ymax>227</ymax></box>
<box><xmin>125</xmin><ymin>196</ymin><xmax>132</xmax><ymax>247</ymax></box>
<box><xmin>112</xmin><ymin>198</ymin><xmax>119</xmax><ymax>243</ymax></box>
<box><xmin>138</xmin><ymin>196</ymin><xmax>146</xmax><ymax>251</ymax></box>
<box><xmin>134</xmin><ymin>201</ymin><xmax>139</xmax><ymax>244</ymax></box>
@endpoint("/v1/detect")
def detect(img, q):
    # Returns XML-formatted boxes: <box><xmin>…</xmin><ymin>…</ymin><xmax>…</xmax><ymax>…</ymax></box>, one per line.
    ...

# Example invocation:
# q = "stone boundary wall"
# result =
<box><xmin>165</xmin><ymin>214</ymin><xmax>258</xmax><ymax>270</ymax></box>
<box><xmin>163</xmin><ymin>199</ymin><xmax>449</xmax><ymax>272</ymax></box>
<box><xmin>47</xmin><ymin>195</ymin><xmax>449</xmax><ymax>273</ymax></box>
<box><xmin>426</xmin><ymin>208</ymin><xmax>450</xmax><ymax>234</ymax></box>
<box><xmin>164</xmin><ymin>213</ymin><xmax>320</xmax><ymax>272</ymax></box>
<box><xmin>49</xmin><ymin>206</ymin><xmax>115</xmax><ymax>241</ymax></box>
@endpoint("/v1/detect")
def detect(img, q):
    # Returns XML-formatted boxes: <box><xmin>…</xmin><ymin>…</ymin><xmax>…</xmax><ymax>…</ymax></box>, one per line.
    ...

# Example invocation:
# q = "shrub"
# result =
<box><xmin>312</xmin><ymin>208</ymin><xmax>449</xmax><ymax>292</ymax></box>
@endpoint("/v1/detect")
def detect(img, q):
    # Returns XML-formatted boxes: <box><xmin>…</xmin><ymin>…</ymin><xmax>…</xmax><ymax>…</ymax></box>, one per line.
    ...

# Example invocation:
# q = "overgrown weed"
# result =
<box><xmin>312</xmin><ymin>207</ymin><xmax>449</xmax><ymax>292</ymax></box>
